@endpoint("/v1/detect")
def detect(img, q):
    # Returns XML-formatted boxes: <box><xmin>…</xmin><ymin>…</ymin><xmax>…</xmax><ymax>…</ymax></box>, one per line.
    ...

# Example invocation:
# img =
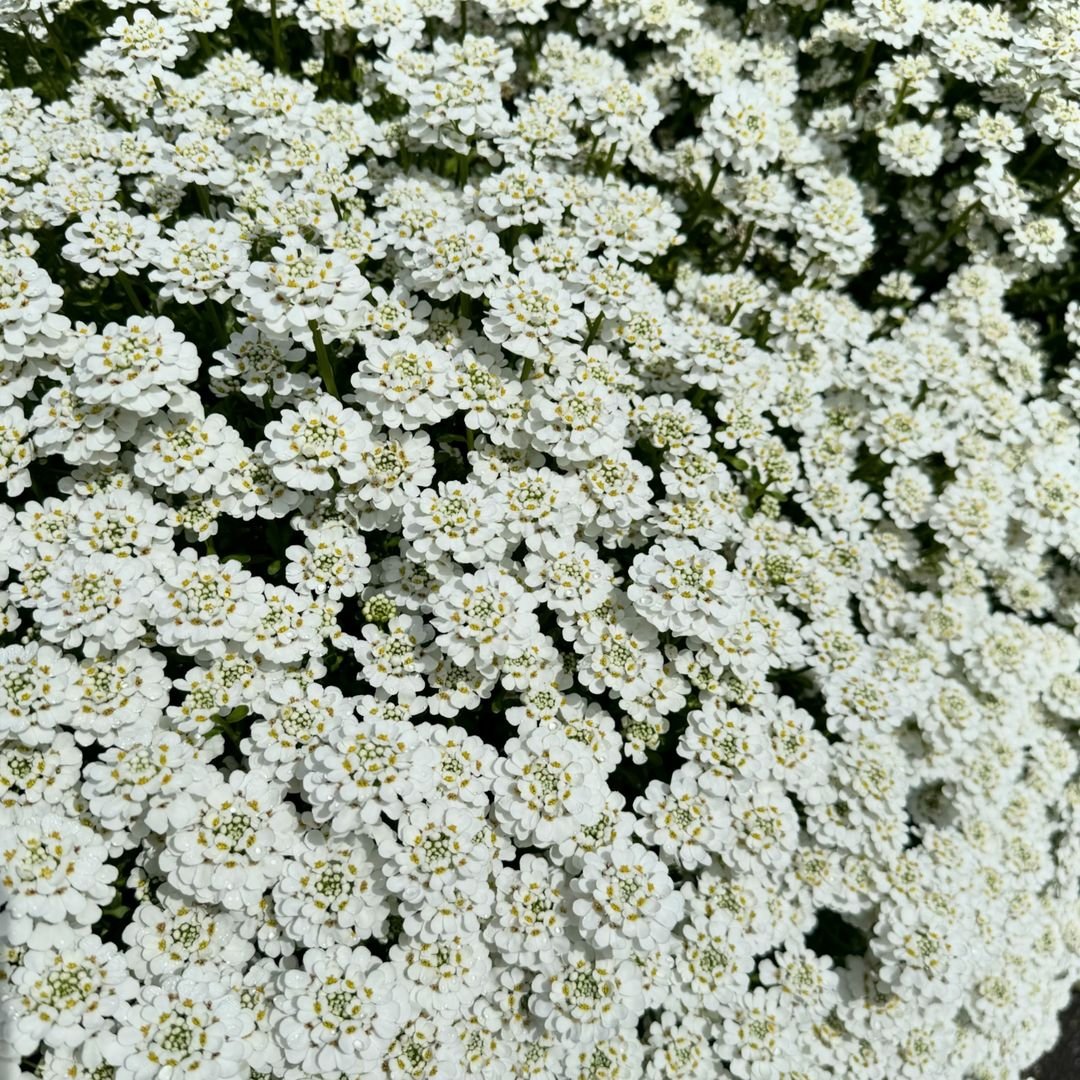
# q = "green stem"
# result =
<box><xmin>1018</xmin><ymin>142</ymin><xmax>1050</xmax><ymax>180</ymax></box>
<box><xmin>796</xmin><ymin>254</ymin><xmax>820</xmax><ymax>286</ymax></box>
<box><xmin>521</xmin><ymin>25</ymin><xmax>539</xmax><ymax>72</ymax></box>
<box><xmin>456</xmin><ymin>150</ymin><xmax>472</xmax><ymax>188</ymax></box>
<box><xmin>19</xmin><ymin>27</ymin><xmax>48</xmax><ymax>88</ymax></box>
<box><xmin>2</xmin><ymin>36</ymin><xmax>28</xmax><ymax>88</ymax></box>
<box><xmin>684</xmin><ymin>162</ymin><xmax>721</xmax><ymax>230</ymax></box>
<box><xmin>118</xmin><ymin>272</ymin><xmax>146</xmax><ymax>316</ymax></box>
<box><xmin>1043</xmin><ymin>168</ymin><xmax>1080</xmax><ymax>209</ymax></box>
<box><xmin>310</xmin><ymin>321</ymin><xmax>338</xmax><ymax>398</ymax></box>
<box><xmin>886</xmin><ymin>80</ymin><xmax>910</xmax><ymax>124</ymax></box>
<box><xmin>269</xmin><ymin>0</ymin><xmax>284</xmax><ymax>71</ymax></box>
<box><xmin>204</xmin><ymin>301</ymin><xmax>227</xmax><ymax>343</ymax></box>
<box><xmin>582</xmin><ymin>315</ymin><xmax>603</xmax><ymax>348</ymax></box>
<box><xmin>597</xmin><ymin>141</ymin><xmax>619</xmax><ymax>180</ymax></box>
<box><xmin>38</xmin><ymin>6</ymin><xmax>71</xmax><ymax>75</ymax></box>
<box><xmin>322</xmin><ymin>30</ymin><xmax>334</xmax><ymax>90</ymax></box>
<box><xmin>459</xmin><ymin>0</ymin><xmax>467</xmax><ymax>40</ymax></box>
<box><xmin>98</xmin><ymin>96</ymin><xmax>132</xmax><ymax>130</ymax></box>
<box><xmin>913</xmin><ymin>200</ymin><xmax>980</xmax><ymax>266</ymax></box>
<box><xmin>195</xmin><ymin>184</ymin><xmax>213</xmax><ymax>218</ymax></box>
<box><xmin>728</xmin><ymin>222</ymin><xmax>757</xmax><ymax>271</ymax></box>
<box><xmin>520</xmin><ymin>356</ymin><xmax>534</xmax><ymax>382</ymax></box>
<box><xmin>852</xmin><ymin>42</ymin><xmax>877</xmax><ymax>96</ymax></box>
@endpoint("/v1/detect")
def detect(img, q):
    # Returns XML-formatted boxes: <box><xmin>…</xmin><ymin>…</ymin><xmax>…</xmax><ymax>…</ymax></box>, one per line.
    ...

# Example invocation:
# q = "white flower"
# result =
<box><xmin>445</xmin><ymin>347</ymin><xmax>525</xmax><ymax>436</ymax></box>
<box><xmin>432</xmin><ymin>564</ymin><xmax>539</xmax><ymax>671</ymax></box>
<box><xmin>273</xmin><ymin>827</ymin><xmax>392</xmax><ymax>948</ymax></box>
<box><xmin>530</xmin><ymin>948</ymin><xmax>645</xmax><ymax>1037</ymax></box>
<box><xmin>474</xmin><ymin>164</ymin><xmax>566</xmax><ymax>230</ymax></box>
<box><xmin>523</xmin><ymin>531</ymin><xmax>616</xmax><ymax>615</ymax></box>
<box><xmin>716</xmin><ymin>986</ymin><xmax>796</xmax><ymax>1077</ymax></box>
<box><xmin>1008</xmin><ymin>215</ymin><xmax>1071</xmax><ymax>267</ymax></box>
<box><xmin>353</xmin><ymin>612</ymin><xmax>436</xmax><ymax>696</ymax></box>
<box><xmin>302</xmin><ymin>714</ymin><xmax>439</xmax><ymax>831</ymax></box>
<box><xmin>724</xmin><ymin>782</ymin><xmax>800</xmax><ymax>874</ymax></box>
<box><xmin>634</xmin><ymin>766</ymin><xmax>724</xmax><ymax>871</ymax></box>
<box><xmin>148</xmin><ymin>217</ymin><xmax>250</xmax><ymax>304</ymax></box>
<box><xmin>270</xmin><ymin>945</ymin><xmax>407</xmax><ymax>1074</ymax></box>
<box><xmin>413</xmin><ymin>721</ymin><xmax>497</xmax><ymax>805</ymax></box>
<box><xmin>402</xmin><ymin>481</ymin><xmax>508</xmax><ymax>565</ymax></box>
<box><xmin>286</xmin><ymin>524</ymin><xmax>371</xmax><ymax>599</ymax></box>
<box><xmin>114</xmin><ymin>970</ymin><xmax>251</xmax><ymax>1080</ymax></box>
<box><xmin>148</xmin><ymin>549</ymin><xmax>265</xmax><ymax>659</ymax></box>
<box><xmin>0</xmin><ymin>404</ymin><xmax>31</xmax><ymax>495</ymax></box>
<box><xmin>68</xmin><ymin>486</ymin><xmax>173</xmax><ymax>558</ymax></box>
<box><xmin>484</xmin><ymin>853</ymin><xmax>573</xmax><ymax>968</ymax></box>
<box><xmin>483</xmin><ymin>265</ymin><xmax>587</xmax><ymax>359</ymax></box>
<box><xmin>121</xmin><ymin>890</ymin><xmax>254</xmax><ymax>980</ymax></box>
<box><xmin>380</xmin><ymin>1013</ymin><xmax>461</xmax><ymax>1080</ymax></box>
<box><xmin>159</xmin><ymin>768</ymin><xmax>299</xmax><ymax>913</ymax></box>
<box><xmin>879</xmin><ymin>121</ymin><xmax>946</xmax><ymax>177</ymax></box>
<box><xmin>132</xmin><ymin>410</ymin><xmax>246</xmax><ymax>495</ymax></box>
<box><xmin>495</xmin><ymin>465</ymin><xmax>582</xmax><ymax>541</ymax></box>
<box><xmin>569</xmin><ymin>841</ymin><xmax>684</xmax><ymax>955</ymax></box>
<box><xmin>348</xmin><ymin>334</ymin><xmax>457</xmax><ymax>429</ymax></box>
<box><xmin>61</xmin><ymin>208</ymin><xmax>159</xmax><ymax>278</ymax></box>
<box><xmin>97</xmin><ymin>8</ymin><xmax>189</xmax><ymax>76</ymax></box>
<box><xmin>241</xmin><ymin>676</ymin><xmax>352</xmax><ymax>783</ymax></box>
<box><xmin>551</xmin><ymin>788</ymin><xmax>638</xmax><ymax>872</ymax></box>
<box><xmin>33</xmin><ymin>552</ymin><xmax>150</xmax><ymax>657</ymax></box>
<box><xmin>71</xmin><ymin>647</ymin><xmax>169</xmax><ymax>747</ymax></box>
<box><xmin>573</xmin><ymin>450</ymin><xmax>656</xmax><ymax>541</ymax></box>
<box><xmin>239</xmin><ymin>238</ymin><xmax>370</xmax><ymax>346</ymax></box>
<box><xmin>263</xmin><ymin>394</ymin><xmax>374</xmax><ymax>492</ymax></box>
<box><xmin>702</xmin><ymin>79</ymin><xmax>784</xmax><ymax>173</ymax></box>
<box><xmin>872</xmin><ymin>900</ymin><xmax>969</xmax><ymax>1008</ymax></box>
<box><xmin>81</xmin><ymin>731</ymin><xmax>205</xmax><ymax>838</ymax></box>
<box><xmin>674</xmin><ymin>915</ymin><xmax>752</xmax><ymax>1013</ymax></box>
<box><xmin>402</xmin><ymin>218</ymin><xmax>510</xmax><ymax>299</ymax></box>
<box><xmin>525</xmin><ymin>377</ymin><xmax>630</xmax><ymax>462</ymax></box>
<box><xmin>391</xmin><ymin>933</ymin><xmax>493</xmax><ymax>1019</ymax></box>
<box><xmin>0</xmin><ymin>257</ymin><xmax>69</xmax><ymax>368</ymax></box>
<box><xmin>628</xmin><ymin>537</ymin><xmax>748</xmax><ymax>640</ymax></box>
<box><xmin>0</xmin><ymin>642</ymin><xmax>79</xmax><ymax>747</ymax></box>
<box><xmin>28</xmin><ymin>387</ymin><xmax>133</xmax><ymax>467</ymax></box>
<box><xmin>757</xmin><ymin>944</ymin><xmax>838</xmax><ymax>1015</ymax></box>
<box><xmin>492</xmin><ymin>727</ymin><xmax>608</xmax><ymax>847</ymax></box>
<box><xmin>379</xmin><ymin>798</ymin><xmax>492</xmax><ymax>909</ymax></box>
<box><xmin>5</xmin><ymin>927</ymin><xmax>136</xmax><ymax>1056</ymax></box>
<box><xmin>678</xmin><ymin>698</ymin><xmax>772</xmax><ymax>793</ymax></box>
<box><xmin>208</xmin><ymin>325</ymin><xmax>307</xmax><ymax>402</ymax></box>
<box><xmin>244</xmin><ymin>583</ymin><xmax>327</xmax><ymax>664</ymax></box>
<box><xmin>0</xmin><ymin>805</ymin><xmax>116</xmax><ymax>946</ymax></box>
<box><xmin>0</xmin><ymin>733</ymin><xmax>80</xmax><ymax>810</ymax></box>
<box><xmin>341</xmin><ymin>428</ymin><xmax>436</xmax><ymax>514</ymax></box>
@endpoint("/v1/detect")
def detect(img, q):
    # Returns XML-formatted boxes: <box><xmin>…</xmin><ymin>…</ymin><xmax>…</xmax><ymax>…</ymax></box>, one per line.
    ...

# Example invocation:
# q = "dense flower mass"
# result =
<box><xmin>1</xmin><ymin>0</ymin><xmax>1080</xmax><ymax>1078</ymax></box>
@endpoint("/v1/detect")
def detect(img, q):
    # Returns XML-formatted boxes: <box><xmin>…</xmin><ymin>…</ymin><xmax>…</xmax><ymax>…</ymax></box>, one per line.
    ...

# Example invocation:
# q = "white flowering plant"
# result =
<box><xmin>1</xmin><ymin>0</ymin><xmax>1080</xmax><ymax>1077</ymax></box>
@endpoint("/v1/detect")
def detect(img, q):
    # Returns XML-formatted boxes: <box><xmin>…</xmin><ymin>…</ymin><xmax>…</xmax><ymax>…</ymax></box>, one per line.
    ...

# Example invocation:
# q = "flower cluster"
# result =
<box><xmin>2</xmin><ymin>0</ymin><xmax>1080</xmax><ymax>1078</ymax></box>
